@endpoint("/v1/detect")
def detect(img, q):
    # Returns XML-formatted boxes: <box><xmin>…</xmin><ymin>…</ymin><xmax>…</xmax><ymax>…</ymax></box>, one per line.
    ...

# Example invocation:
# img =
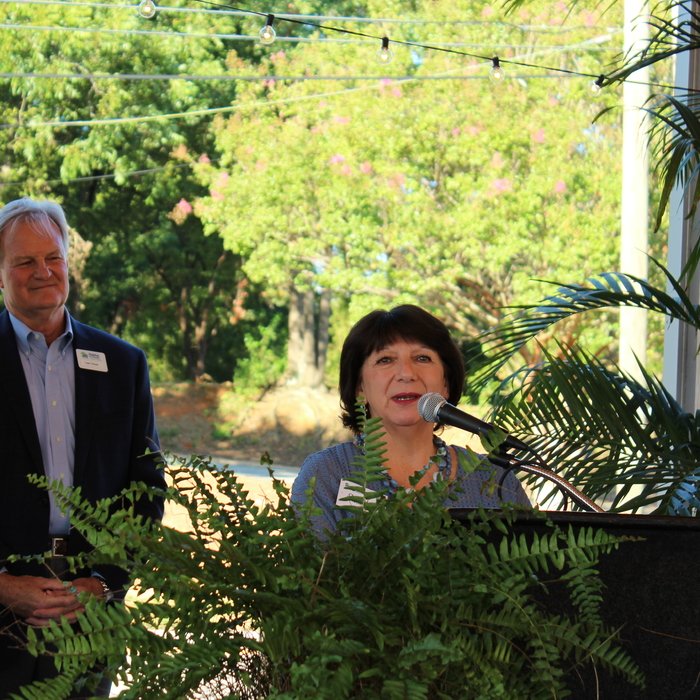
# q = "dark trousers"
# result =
<box><xmin>0</xmin><ymin>617</ymin><xmax>113</xmax><ymax>699</ymax></box>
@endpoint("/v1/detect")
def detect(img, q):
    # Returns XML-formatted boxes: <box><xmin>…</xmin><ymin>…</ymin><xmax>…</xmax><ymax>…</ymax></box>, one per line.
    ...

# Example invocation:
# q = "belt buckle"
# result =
<box><xmin>50</xmin><ymin>537</ymin><xmax>68</xmax><ymax>557</ymax></box>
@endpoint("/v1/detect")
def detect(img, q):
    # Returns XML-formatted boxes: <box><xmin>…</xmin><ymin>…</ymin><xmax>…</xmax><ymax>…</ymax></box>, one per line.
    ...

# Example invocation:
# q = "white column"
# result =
<box><xmin>663</xmin><ymin>2</ymin><xmax>700</xmax><ymax>412</ymax></box>
<box><xmin>618</xmin><ymin>0</ymin><xmax>649</xmax><ymax>380</ymax></box>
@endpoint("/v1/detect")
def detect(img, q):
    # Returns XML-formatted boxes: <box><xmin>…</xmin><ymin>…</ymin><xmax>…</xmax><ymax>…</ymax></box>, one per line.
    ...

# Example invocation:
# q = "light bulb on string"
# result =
<box><xmin>259</xmin><ymin>14</ymin><xmax>276</xmax><ymax>45</ymax></box>
<box><xmin>489</xmin><ymin>56</ymin><xmax>505</xmax><ymax>82</ymax></box>
<box><xmin>137</xmin><ymin>0</ymin><xmax>157</xmax><ymax>19</ymax></box>
<box><xmin>377</xmin><ymin>36</ymin><xmax>393</xmax><ymax>65</ymax></box>
<box><xmin>591</xmin><ymin>74</ymin><xmax>605</xmax><ymax>94</ymax></box>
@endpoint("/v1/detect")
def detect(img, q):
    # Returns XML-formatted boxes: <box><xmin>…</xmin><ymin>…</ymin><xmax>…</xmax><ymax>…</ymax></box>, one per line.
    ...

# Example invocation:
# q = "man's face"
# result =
<box><xmin>0</xmin><ymin>219</ymin><xmax>69</xmax><ymax>324</ymax></box>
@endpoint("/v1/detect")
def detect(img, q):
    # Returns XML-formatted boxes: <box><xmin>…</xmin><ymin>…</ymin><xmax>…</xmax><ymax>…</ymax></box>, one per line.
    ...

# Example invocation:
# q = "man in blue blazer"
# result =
<box><xmin>0</xmin><ymin>197</ymin><xmax>166</xmax><ymax>696</ymax></box>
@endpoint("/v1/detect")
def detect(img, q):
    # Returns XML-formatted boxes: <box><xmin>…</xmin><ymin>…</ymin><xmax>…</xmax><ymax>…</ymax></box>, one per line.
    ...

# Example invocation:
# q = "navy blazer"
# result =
<box><xmin>0</xmin><ymin>309</ymin><xmax>166</xmax><ymax>592</ymax></box>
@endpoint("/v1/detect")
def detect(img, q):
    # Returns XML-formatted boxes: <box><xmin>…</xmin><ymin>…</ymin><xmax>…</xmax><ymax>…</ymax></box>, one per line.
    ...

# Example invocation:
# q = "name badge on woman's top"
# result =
<box><xmin>336</xmin><ymin>479</ymin><xmax>378</xmax><ymax>507</ymax></box>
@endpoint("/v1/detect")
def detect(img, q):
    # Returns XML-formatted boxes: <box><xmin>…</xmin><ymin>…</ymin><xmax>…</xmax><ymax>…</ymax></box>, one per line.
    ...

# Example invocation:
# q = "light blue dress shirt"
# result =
<box><xmin>10</xmin><ymin>312</ymin><xmax>75</xmax><ymax>535</ymax></box>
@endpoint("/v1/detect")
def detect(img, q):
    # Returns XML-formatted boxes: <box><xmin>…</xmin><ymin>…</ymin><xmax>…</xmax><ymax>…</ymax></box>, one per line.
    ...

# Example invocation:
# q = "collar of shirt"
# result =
<box><xmin>9</xmin><ymin>311</ymin><xmax>74</xmax><ymax>356</ymax></box>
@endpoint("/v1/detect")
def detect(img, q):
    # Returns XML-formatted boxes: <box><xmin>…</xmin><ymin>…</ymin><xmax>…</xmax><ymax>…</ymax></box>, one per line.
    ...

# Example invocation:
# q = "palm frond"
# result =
<box><xmin>470</xmin><ymin>266</ymin><xmax>700</xmax><ymax>388</ymax></box>
<box><xmin>488</xmin><ymin>343</ymin><xmax>700</xmax><ymax>513</ymax></box>
<box><xmin>643</xmin><ymin>93</ymin><xmax>700</xmax><ymax>230</ymax></box>
<box><xmin>605</xmin><ymin>1</ymin><xmax>700</xmax><ymax>84</ymax></box>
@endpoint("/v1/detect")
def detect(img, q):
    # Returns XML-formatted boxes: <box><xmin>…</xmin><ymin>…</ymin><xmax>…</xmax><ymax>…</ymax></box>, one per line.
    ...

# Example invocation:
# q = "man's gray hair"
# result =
<box><xmin>0</xmin><ymin>197</ymin><xmax>70</xmax><ymax>257</ymax></box>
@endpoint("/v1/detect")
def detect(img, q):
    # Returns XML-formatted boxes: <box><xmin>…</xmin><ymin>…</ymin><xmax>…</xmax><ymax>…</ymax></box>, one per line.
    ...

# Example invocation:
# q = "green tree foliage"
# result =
<box><xmin>1</xmin><ymin>0</ymin><xmax>636</xmax><ymax>386</ymax></box>
<box><xmin>195</xmin><ymin>0</ymin><xmax>626</xmax><ymax>385</ymax></box>
<box><xmin>0</xmin><ymin>1</ymin><xmax>261</xmax><ymax>380</ymax></box>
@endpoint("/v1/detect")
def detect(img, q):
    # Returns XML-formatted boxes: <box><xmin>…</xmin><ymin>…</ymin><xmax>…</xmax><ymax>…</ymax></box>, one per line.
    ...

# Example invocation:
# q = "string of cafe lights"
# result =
<box><xmin>0</xmin><ymin>24</ymin><xmax>620</xmax><ymax>85</ymax></box>
<box><xmin>2</xmin><ymin>0</ymin><xmax>623</xmax><ymax>89</ymax></box>
<box><xmin>143</xmin><ymin>0</ymin><xmax>682</xmax><ymax>93</ymax></box>
<box><xmin>0</xmin><ymin>0</ymin><xmax>689</xmax><ymax>93</ymax></box>
<box><xmin>0</xmin><ymin>0</ymin><xmax>676</xmax><ymax>92</ymax></box>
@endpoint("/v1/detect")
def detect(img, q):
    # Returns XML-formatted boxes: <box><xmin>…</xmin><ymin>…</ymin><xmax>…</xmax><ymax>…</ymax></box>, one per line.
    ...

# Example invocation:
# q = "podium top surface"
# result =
<box><xmin>449</xmin><ymin>508</ymin><xmax>700</xmax><ymax>533</ymax></box>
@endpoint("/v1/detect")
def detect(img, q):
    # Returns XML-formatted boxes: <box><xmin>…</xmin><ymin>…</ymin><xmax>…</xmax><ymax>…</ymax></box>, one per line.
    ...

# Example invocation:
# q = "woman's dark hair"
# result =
<box><xmin>339</xmin><ymin>305</ymin><xmax>465</xmax><ymax>433</ymax></box>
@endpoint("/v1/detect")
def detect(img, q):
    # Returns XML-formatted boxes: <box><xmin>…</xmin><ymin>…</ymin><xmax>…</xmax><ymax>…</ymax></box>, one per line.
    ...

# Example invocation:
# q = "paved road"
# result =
<box><xmin>170</xmin><ymin>454</ymin><xmax>300</xmax><ymax>481</ymax></box>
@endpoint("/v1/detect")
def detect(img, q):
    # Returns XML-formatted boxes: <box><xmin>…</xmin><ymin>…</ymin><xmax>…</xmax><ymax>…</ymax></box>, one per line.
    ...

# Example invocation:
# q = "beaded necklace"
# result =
<box><xmin>354</xmin><ymin>433</ymin><xmax>451</xmax><ymax>494</ymax></box>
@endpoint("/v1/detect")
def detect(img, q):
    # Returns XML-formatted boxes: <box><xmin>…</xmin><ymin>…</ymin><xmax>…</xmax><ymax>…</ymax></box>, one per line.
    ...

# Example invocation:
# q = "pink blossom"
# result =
<box><xmin>389</xmin><ymin>173</ymin><xmax>405</xmax><ymax>189</ymax></box>
<box><xmin>330</xmin><ymin>154</ymin><xmax>346</xmax><ymax>164</ymax></box>
<box><xmin>554</xmin><ymin>180</ymin><xmax>567</xmax><ymax>194</ymax></box>
<box><xmin>360</xmin><ymin>161</ymin><xmax>373</xmax><ymax>174</ymax></box>
<box><xmin>451</xmin><ymin>127</ymin><xmax>461</xmax><ymax>137</ymax></box>
<box><xmin>210</xmin><ymin>190</ymin><xmax>224</xmax><ymax>202</ymax></box>
<box><xmin>467</xmin><ymin>125</ymin><xmax>482</xmax><ymax>136</ymax></box>
<box><xmin>532</xmin><ymin>128</ymin><xmax>546</xmax><ymax>144</ymax></box>
<box><xmin>392</xmin><ymin>87</ymin><xmax>403</xmax><ymax>98</ymax></box>
<box><xmin>216</xmin><ymin>172</ymin><xmax>230</xmax><ymax>188</ymax></box>
<box><xmin>491</xmin><ymin>178</ymin><xmax>512</xmax><ymax>194</ymax></box>
<box><xmin>491</xmin><ymin>152</ymin><xmax>504</xmax><ymax>168</ymax></box>
<box><xmin>176</xmin><ymin>198</ymin><xmax>193</xmax><ymax>214</ymax></box>
<box><xmin>481</xmin><ymin>6</ymin><xmax>494</xmax><ymax>17</ymax></box>
<box><xmin>580</xmin><ymin>10</ymin><xmax>596</xmax><ymax>26</ymax></box>
<box><xmin>333</xmin><ymin>116</ymin><xmax>350</xmax><ymax>125</ymax></box>
<box><xmin>263</xmin><ymin>78</ymin><xmax>275</xmax><ymax>89</ymax></box>
<box><xmin>340</xmin><ymin>164</ymin><xmax>353</xmax><ymax>176</ymax></box>
<box><xmin>270</xmin><ymin>50</ymin><xmax>286</xmax><ymax>63</ymax></box>
<box><xmin>198</xmin><ymin>154</ymin><xmax>211</xmax><ymax>164</ymax></box>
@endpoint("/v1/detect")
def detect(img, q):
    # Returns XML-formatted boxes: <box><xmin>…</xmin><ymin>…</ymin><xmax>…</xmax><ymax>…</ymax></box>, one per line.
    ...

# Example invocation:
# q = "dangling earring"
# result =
<box><xmin>356</xmin><ymin>394</ymin><xmax>370</xmax><ymax>419</ymax></box>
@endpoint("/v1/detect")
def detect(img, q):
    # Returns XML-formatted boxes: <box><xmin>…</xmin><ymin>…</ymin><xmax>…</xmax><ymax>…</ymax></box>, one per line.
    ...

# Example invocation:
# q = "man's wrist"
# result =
<box><xmin>91</xmin><ymin>575</ymin><xmax>114</xmax><ymax>602</ymax></box>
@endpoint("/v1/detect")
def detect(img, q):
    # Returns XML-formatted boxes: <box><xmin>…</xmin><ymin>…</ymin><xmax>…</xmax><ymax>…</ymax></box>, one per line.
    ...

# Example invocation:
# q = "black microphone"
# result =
<box><xmin>417</xmin><ymin>392</ymin><xmax>532</xmax><ymax>453</ymax></box>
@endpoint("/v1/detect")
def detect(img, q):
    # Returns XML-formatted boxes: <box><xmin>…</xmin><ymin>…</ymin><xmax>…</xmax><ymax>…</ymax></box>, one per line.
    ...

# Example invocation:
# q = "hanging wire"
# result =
<box><xmin>0</xmin><ymin>0</ymin><xmax>687</xmax><ymax>93</ymax></box>
<box><xmin>0</xmin><ymin>21</ymin><xmax>623</xmax><ymax>51</ymax></box>
<box><xmin>0</xmin><ymin>0</ymin><xmax>623</xmax><ymax>32</ymax></box>
<box><xmin>0</xmin><ymin>71</ymin><xmax>599</xmax><ymax>82</ymax></box>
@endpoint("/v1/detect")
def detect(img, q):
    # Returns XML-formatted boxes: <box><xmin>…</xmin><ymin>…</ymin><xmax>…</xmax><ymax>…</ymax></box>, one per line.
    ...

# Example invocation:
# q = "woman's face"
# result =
<box><xmin>357</xmin><ymin>338</ymin><xmax>448</xmax><ymax>432</ymax></box>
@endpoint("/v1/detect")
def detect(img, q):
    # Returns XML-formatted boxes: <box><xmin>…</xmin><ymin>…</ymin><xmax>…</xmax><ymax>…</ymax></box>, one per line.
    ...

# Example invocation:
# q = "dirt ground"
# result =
<box><xmin>152</xmin><ymin>382</ymin><xmax>353</xmax><ymax>468</ymax></box>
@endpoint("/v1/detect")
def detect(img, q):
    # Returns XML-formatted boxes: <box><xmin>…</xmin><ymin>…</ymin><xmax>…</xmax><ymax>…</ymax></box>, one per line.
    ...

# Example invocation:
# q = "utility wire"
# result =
<box><xmin>0</xmin><ymin>162</ymin><xmax>193</xmax><ymax>187</ymax></box>
<box><xmin>0</xmin><ymin>0</ymin><xmax>622</xmax><ymax>33</ymax></box>
<box><xmin>0</xmin><ymin>70</ymin><xmax>589</xmax><ymax>82</ymax></box>
<box><xmin>0</xmin><ymin>36</ymin><xmax>625</xmax><ymax>130</ymax></box>
<box><xmin>0</xmin><ymin>21</ymin><xmax>623</xmax><ymax>49</ymax></box>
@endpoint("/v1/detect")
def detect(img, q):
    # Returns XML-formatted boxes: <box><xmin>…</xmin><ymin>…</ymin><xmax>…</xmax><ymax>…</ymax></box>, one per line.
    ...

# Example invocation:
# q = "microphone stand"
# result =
<box><xmin>489</xmin><ymin>450</ymin><xmax>604</xmax><ymax>514</ymax></box>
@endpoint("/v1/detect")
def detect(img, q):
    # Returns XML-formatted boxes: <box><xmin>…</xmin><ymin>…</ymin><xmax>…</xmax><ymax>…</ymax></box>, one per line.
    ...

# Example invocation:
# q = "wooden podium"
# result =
<box><xmin>450</xmin><ymin>509</ymin><xmax>700</xmax><ymax>699</ymax></box>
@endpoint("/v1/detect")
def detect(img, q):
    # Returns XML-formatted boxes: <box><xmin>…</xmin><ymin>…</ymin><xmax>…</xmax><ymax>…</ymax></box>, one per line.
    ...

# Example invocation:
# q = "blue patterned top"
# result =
<box><xmin>291</xmin><ymin>441</ymin><xmax>531</xmax><ymax>537</ymax></box>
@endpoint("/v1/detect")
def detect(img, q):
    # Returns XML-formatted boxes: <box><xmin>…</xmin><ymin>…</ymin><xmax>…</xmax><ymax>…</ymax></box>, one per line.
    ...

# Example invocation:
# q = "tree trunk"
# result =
<box><xmin>286</xmin><ymin>287</ymin><xmax>330</xmax><ymax>388</ymax></box>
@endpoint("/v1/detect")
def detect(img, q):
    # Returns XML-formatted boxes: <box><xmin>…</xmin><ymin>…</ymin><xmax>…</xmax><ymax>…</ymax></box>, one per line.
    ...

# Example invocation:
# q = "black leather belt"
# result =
<box><xmin>49</xmin><ymin>536</ymin><xmax>69</xmax><ymax>557</ymax></box>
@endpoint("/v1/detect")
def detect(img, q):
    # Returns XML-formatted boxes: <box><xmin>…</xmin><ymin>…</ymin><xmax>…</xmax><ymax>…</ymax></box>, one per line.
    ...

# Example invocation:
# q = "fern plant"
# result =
<box><xmin>12</xmin><ymin>410</ymin><xmax>644</xmax><ymax>699</ymax></box>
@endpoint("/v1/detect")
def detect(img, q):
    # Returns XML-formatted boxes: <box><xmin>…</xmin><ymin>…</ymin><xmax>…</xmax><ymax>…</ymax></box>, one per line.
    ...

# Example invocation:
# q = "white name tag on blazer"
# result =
<box><xmin>76</xmin><ymin>349</ymin><xmax>109</xmax><ymax>372</ymax></box>
<box><xmin>336</xmin><ymin>479</ymin><xmax>378</xmax><ymax>507</ymax></box>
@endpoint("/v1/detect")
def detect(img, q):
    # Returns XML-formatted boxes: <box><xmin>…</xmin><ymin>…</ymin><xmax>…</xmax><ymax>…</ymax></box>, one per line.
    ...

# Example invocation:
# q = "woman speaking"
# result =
<box><xmin>291</xmin><ymin>305</ymin><xmax>530</xmax><ymax>536</ymax></box>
